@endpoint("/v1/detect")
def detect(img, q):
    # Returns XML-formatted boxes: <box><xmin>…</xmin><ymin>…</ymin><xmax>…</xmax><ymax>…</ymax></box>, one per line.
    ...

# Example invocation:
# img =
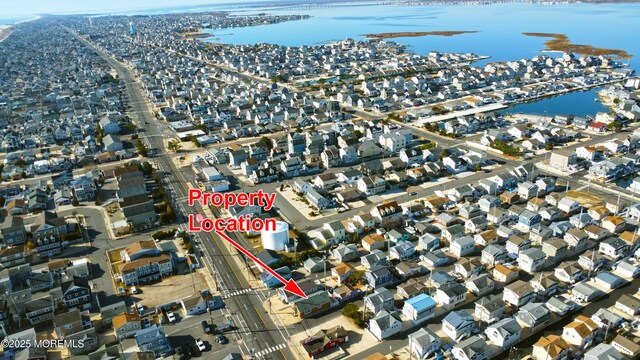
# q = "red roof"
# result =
<box><xmin>589</xmin><ymin>122</ymin><xmax>606</xmax><ymax>129</ymax></box>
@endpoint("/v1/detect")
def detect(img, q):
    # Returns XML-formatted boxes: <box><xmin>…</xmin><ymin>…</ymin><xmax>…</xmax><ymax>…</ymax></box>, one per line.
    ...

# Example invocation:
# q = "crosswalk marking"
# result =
<box><xmin>223</xmin><ymin>288</ymin><xmax>254</xmax><ymax>298</ymax></box>
<box><xmin>254</xmin><ymin>343</ymin><xmax>287</xmax><ymax>357</ymax></box>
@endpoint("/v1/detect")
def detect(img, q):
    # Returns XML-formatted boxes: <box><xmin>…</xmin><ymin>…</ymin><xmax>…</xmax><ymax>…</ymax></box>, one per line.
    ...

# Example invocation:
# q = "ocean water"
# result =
<box><xmin>508</xmin><ymin>88</ymin><xmax>608</xmax><ymax>117</ymax></box>
<box><xmin>200</xmin><ymin>2</ymin><xmax>639</xmax><ymax>116</ymax></box>
<box><xmin>203</xmin><ymin>3</ymin><xmax>640</xmax><ymax>70</ymax></box>
<box><xmin>0</xmin><ymin>16</ymin><xmax>36</xmax><ymax>25</ymax></box>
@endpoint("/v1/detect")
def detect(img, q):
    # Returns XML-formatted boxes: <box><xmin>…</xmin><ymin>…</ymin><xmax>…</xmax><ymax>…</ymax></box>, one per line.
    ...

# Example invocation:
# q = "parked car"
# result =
<box><xmin>167</xmin><ymin>311</ymin><xmax>176</xmax><ymax>323</ymax></box>
<box><xmin>175</xmin><ymin>345</ymin><xmax>188</xmax><ymax>359</ymax></box>
<box><xmin>196</xmin><ymin>338</ymin><xmax>206</xmax><ymax>351</ymax></box>
<box><xmin>201</xmin><ymin>320</ymin><xmax>211</xmax><ymax>333</ymax></box>
<box><xmin>131</xmin><ymin>286</ymin><xmax>140</xmax><ymax>294</ymax></box>
<box><xmin>215</xmin><ymin>335</ymin><xmax>228</xmax><ymax>344</ymax></box>
<box><xmin>186</xmin><ymin>343</ymin><xmax>200</xmax><ymax>357</ymax></box>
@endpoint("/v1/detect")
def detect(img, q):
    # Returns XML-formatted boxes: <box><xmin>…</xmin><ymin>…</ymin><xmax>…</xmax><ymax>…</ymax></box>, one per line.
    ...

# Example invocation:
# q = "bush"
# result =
<box><xmin>491</xmin><ymin>139</ymin><xmax>523</xmax><ymax>157</ymax></box>
<box><xmin>342</xmin><ymin>303</ymin><xmax>365</xmax><ymax>328</ymax></box>
<box><xmin>152</xmin><ymin>228</ymin><xmax>177</xmax><ymax>240</ymax></box>
<box><xmin>135</xmin><ymin>139</ymin><xmax>149</xmax><ymax>157</ymax></box>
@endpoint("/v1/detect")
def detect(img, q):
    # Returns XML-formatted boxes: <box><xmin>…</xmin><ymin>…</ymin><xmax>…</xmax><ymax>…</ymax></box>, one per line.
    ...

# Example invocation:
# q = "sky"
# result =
<box><xmin>0</xmin><ymin>0</ymin><xmax>249</xmax><ymax>16</ymax></box>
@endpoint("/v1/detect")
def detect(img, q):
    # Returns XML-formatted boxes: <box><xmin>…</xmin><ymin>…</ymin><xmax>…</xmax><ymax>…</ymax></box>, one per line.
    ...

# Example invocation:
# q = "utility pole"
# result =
<box><xmin>323</xmin><ymin>257</ymin><xmax>327</xmax><ymax>291</ymax></box>
<box><xmin>189</xmin><ymin>263</ymin><xmax>196</xmax><ymax>292</ymax></box>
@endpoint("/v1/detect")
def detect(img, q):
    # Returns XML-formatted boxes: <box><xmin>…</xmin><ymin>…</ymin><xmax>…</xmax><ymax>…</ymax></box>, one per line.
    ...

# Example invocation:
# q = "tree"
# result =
<box><xmin>341</xmin><ymin>303</ymin><xmax>365</xmax><ymax>328</ymax></box>
<box><xmin>257</xmin><ymin>136</ymin><xmax>273</xmax><ymax>149</ymax></box>
<box><xmin>167</xmin><ymin>140</ymin><xmax>182</xmax><ymax>153</ymax></box>
<box><xmin>545</xmin><ymin>143</ymin><xmax>554</xmax><ymax>151</ymax></box>
<box><xmin>0</xmin><ymin>195</ymin><xmax>5</xmax><ymax>207</ymax></box>
<box><xmin>140</xmin><ymin>162</ymin><xmax>153</xmax><ymax>176</ymax></box>
<box><xmin>187</xmin><ymin>135</ymin><xmax>200</xmax><ymax>147</ymax></box>
<box><xmin>72</xmin><ymin>197</ymin><xmax>80</xmax><ymax>207</ymax></box>
<box><xmin>475</xmin><ymin>163</ymin><xmax>482</xmax><ymax>172</ymax></box>
<box><xmin>350</xmin><ymin>233</ymin><xmax>359</xmax><ymax>244</ymax></box>
<box><xmin>438</xmin><ymin>149</ymin><xmax>446</xmax><ymax>161</ymax></box>
<box><xmin>346</xmin><ymin>270</ymin><xmax>365</xmax><ymax>286</ymax></box>
<box><xmin>607</xmin><ymin>121</ymin><xmax>622</xmax><ymax>132</ymax></box>
<box><xmin>135</xmin><ymin>139</ymin><xmax>149</xmax><ymax>157</ymax></box>
<box><xmin>94</xmin><ymin>193</ymin><xmax>102</xmax><ymax>206</ymax></box>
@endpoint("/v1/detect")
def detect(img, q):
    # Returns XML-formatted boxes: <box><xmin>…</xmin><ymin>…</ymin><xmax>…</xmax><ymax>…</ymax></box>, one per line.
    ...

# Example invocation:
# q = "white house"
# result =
<box><xmin>450</xmin><ymin>236</ymin><xmax>475</xmax><ymax>258</ymax></box>
<box><xmin>442</xmin><ymin>310</ymin><xmax>476</xmax><ymax>342</ymax></box>
<box><xmin>485</xmin><ymin>318</ymin><xmax>522</xmax><ymax>349</ymax></box>
<box><xmin>368</xmin><ymin>310</ymin><xmax>401</xmax><ymax>341</ymax></box>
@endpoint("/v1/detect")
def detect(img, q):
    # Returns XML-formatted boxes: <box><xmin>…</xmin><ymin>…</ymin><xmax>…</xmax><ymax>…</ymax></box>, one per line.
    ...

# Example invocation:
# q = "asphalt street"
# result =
<box><xmin>66</xmin><ymin>28</ymin><xmax>294</xmax><ymax>360</ymax></box>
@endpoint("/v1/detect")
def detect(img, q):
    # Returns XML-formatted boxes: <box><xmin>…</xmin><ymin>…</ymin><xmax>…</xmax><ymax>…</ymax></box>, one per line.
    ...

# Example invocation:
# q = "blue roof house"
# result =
<box><xmin>402</xmin><ymin>293</ymin><xmax>437</xmax><ymax>323</ymax></box>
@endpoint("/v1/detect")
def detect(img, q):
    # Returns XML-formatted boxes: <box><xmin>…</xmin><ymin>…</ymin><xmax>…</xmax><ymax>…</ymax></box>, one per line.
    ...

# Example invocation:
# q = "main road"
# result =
<box><xmin>65</xmin><ymin>27</ymin><xmax>296</xmax><ymax>360</ymax></box>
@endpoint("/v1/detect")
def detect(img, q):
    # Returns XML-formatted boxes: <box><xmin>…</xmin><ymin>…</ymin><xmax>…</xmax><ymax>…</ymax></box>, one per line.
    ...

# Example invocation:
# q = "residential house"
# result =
<box><xmin>300</xmin><ymin>326</ymin><xmax>349</xmax><ymax>358</ymax></box>
<box><xmin>113</xmin><ymin>312</ymin><xmax>142</xmax><ymax>340</ymax></box>
<box><xmin>465</xmin><ymin>274</ymin><xmax>495</xmax><ymax>297</ymax></box>
<box><xmin>292</xmin><ymin>291</ymin><xmax>333</xmax><ymax>319</ymax></box>
<box><xmin>61</xmin><ymin>277</ymin><xmax>92</xmax><ymax>310</ymax></box>
<box><xmin>442</xmin><ymin>310</ymin><xmax>476</xmax><ymax>341</ymax></box>
<box><xmin>180</xmin><ymin>291</ymin><xmax>223</xmax><ymax>316</ymax></box>
<box><xmin>481</xmin><ymin>244</ymin><xmax>508</xmax><ymax>267</ymax></box>
<box><xmin>554</xmin><ymin>261</ymin><xmax>583</xmax><ymax>284</ymax></box>
<box><xmin>615</xmin><ymin>294</ymin><xmax>640</xmax><ymax>316</ymax></box>
<box><xmin>532</xmin><ymin>335</ymin><xmax>570</xmax><ymax>360</ymax></box>
<box><xmin>389</xmin><ymin>242</ymin><xmax>415</xmax><ymax>261</ymax></box>
<box><xmin>599</xmin><ymin>237</ymin><xmax>629</xmax><ymax>259</ymax></box>
<box><xmin>134</xmin><ymin>325</ymin><xmax>171</xmax><ymax>357</ymax></box>
<box><xmin>408</xmin><ymin>327</ymin><xmax>441</xmax><ymax>360</ymax></box>
<box><xmin>435</xmin><ymin>282</ymin><xmax>467</xmax><ymax>310</ymax></box>
<box><xmin>402</xmin><ymin>293</ymin><xmax>437</xmax><ymax>323</ymax></box>
<box><xmin>397</xmin><ymin>278</ymin><xmax>427</xmax><ymax>300</ymax></box>
<box><xmin>561</xmin><ymin>315</ymin><xmax>599</xmax><ymax>348</ymax></box>
<box><xmin>451</xmin><ymin>336</ymin><xmax>489</xmax><ymax>360</ymax></box>
<box><xmin>332</xmin><ymin>244</ymin><xmax>359</xmax><ymax>262</ymax></box>
<box><xmin>361</xmin><ymin>250</ymin><xmax>388</xmax><ymax>270</ymax></box>
<box><xmin>368</xmin><ymin>310</ymin><xmax>401</xmax><ymax>341</ymax></box>
<box><xmin>365</xmin><ymin>265</ymin><xmax>393</xmax><ymax>288</ymax></box>
<box><xmin>611</xmin><ymin>334</ymin><xmax>640</xmax><ymax>359</ymax></box>
<box><xmin>331</xmin><ymin>263</ymin><xmax>354</xmax><ymax>285</ymax></box>
<box><xmin>362</xmin><ymin>234</ymin><xmax>386</xmax><ymax>252</ymax></box>
<box><xmin>493</xmin><ymin>264</ymin><xmax>520</xmax><ymax>284</ymax></box>
<box><xmin>516</xmin><ymin>302</ymin><xmax>551</xmax><ymax>330</ymax></box>
<box><xmin>475</xmin><ymin>295</ymin><xmax>506</xmax><ymax>324</ymax></box>
<box><xmin>503</xmin><ymin>280</ymin><xmax>536</xmax><ymax>308</ymax></box>
<box><xmin>571</xmin><ymin>282</ymin><xmax>604</xmax><ymax>303</ymax></box>
<box><xmin>364</xmin><ymin>288</ymin><xmax>395</xmax><ymax>314</ymax></box>
<box><xmin>485</xmin><ymin>318</ymin><xmax>522</xmax><ymax>349</ymax></box>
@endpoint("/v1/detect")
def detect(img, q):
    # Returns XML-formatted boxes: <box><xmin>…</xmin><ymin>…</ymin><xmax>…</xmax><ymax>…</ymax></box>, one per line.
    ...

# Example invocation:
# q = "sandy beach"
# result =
<box><xmin>0</xmin><ymin>25</ymin><xmax>11</xmax><ymax>43</ymax></box>
<box><xmin>0</xmin><ymin>16</ymin><xmax>41</xmax><ymax>43</ymax></box>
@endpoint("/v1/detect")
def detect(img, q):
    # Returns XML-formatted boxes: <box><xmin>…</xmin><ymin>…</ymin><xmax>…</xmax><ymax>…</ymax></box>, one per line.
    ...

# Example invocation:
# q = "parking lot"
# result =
<box><xmin>163</xmin><ymin>304</ymin><xmax>243</xmax><ymax>359</ymax></box>
<box><xmin>131</xmin><ymin>270</ymin><xmax>211</xmax><ymax>308</ymax></box>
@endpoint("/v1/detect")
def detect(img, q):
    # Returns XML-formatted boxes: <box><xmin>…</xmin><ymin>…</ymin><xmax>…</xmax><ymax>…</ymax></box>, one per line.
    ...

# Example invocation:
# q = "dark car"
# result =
<box><xmin>215</xmin><ymin>335</ymin><xmax>228</xmax><ymax>344</ymax></box>
<box><xmin>201</xmin><ymin>320</ymin><xmax>211</xmax><ymax>333</ymax></box>
<box><xmin>186</xmin><ymin>343</ymin><xmax>200</xmax><ymax>357</ymax></box>
<box><xmin>175</xmin><ymin>345</ymin><xmax>188</xmax><ymax>360</ymax></box>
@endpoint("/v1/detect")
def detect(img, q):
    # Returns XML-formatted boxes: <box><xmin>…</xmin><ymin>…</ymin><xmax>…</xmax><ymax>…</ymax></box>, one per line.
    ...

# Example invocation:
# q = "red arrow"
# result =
<box><xmin>214</xmin><ymin>230</ymin><xmax>307</xmax><ymax>299</ymax></box>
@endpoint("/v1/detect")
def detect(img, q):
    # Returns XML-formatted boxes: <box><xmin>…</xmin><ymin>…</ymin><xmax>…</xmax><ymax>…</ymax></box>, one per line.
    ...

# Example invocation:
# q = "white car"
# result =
<box><xmin>196</xmin><ymin>339</ymin><xmax>206</xmax><ymax>351</ymax></box>
<box><xmin>131</xmin><ymin>286</ymin><xmax>139</xmax><ymax>294</ymax></box>
<box><xmin>167</xmin><ymin>312</ymin><xmax>176</xmax><ymax>323</ymax></box>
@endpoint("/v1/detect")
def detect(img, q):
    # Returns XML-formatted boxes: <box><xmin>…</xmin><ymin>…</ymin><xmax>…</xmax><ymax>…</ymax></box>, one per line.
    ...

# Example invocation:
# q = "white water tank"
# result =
<box><xmin>261</xmin><ymin>221</ymin><xmax>289</xmax><ymax>251</ymax></box>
